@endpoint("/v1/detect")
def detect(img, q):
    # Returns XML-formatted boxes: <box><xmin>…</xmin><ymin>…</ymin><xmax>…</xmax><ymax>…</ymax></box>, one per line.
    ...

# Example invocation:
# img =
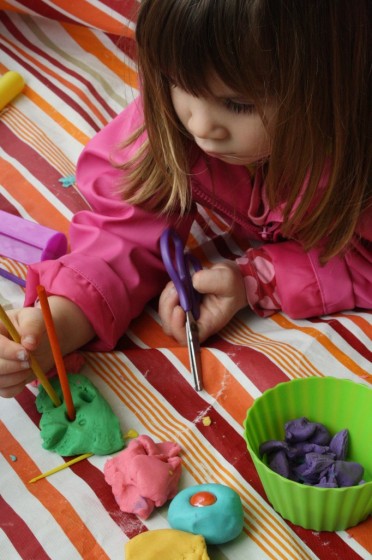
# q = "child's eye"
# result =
<box><xmin>223</xmin><ymin>99</ymin><xmax>255</xmax><ymax>114</ymax></box>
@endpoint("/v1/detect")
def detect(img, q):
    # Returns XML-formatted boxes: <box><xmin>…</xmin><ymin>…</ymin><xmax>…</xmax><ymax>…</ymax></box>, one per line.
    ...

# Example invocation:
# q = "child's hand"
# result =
<box><xmin>0</xmin><ymin>297</ymin><xmax>95</xmax><ymax>398</ymax></box>
<box><xmin>159</xmin><ymin>260</ymin><xmax>248</xmax><ymax>344</ymax></box>
<box><xmin>0</xmin><ymin>306</ymin><xmax>53</xmax><ymax>398</ymax></box>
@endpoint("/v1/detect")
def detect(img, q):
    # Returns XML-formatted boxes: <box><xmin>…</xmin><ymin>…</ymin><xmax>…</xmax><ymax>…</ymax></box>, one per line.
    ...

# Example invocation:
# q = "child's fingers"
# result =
<box><xmin>192</xmin><ymin>266</ymin><xmax>234</xmax><ymax>295</ymax></box>
<box><xmin>159</xmin><ymin>281</ymin><xmax>179</xmax><ymax>330</ymax></box>
<box><xmin>159</xmin><ymin>282</ymin><xmax>187</xmax><ymax>344</ymax></box>
<box><xmin>0</xmin><ymin>369</ymin><xmax>34</xmax><ymax>398</ymax></box>
<box><xmin>0</xmin><ymin>335</ymin><xmax>30</xmax><ymax>363</ymax></box>
<box><xmin>17</xmin><ymin>307</ymin><xmax>45</xmax><ymax>350</ymax></box>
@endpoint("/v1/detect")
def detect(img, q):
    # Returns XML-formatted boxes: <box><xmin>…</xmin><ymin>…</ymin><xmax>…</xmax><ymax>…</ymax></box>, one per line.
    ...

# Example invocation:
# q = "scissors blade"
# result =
<box><xmin>185</xmin><ymin>311</ymin><xmax>203</xmax><ymax>391</ymax></box>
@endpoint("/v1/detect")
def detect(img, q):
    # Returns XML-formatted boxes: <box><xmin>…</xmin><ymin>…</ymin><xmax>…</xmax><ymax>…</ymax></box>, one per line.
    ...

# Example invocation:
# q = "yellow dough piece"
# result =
<box><xmin>0</xmin><ymin>71</ymin><xmax>25</xmax><ymax>110</ymax></box>
<box><xmin>125</xmin><ymin>529</ymin><xmax>210</xmax><ymax>560</ymax></box>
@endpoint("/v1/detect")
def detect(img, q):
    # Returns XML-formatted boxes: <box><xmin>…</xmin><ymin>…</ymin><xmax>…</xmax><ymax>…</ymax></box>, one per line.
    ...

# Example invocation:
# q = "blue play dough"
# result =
<box><xmin>168</xmin><ymin>483</ymin><xmax>244</xmax><ymax>544</ymax></box>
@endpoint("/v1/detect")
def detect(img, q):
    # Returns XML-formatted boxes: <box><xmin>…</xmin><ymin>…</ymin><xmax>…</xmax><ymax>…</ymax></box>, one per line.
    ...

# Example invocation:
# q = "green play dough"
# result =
<box><xmin>36</xmin><ymin>374</ymin><xmax>124</xmax><ymax>456</ymax></box>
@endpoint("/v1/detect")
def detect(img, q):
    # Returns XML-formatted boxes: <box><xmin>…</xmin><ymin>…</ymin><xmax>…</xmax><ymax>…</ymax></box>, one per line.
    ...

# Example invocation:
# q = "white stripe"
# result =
<box><xmin>337</xmin><ymin>530</ymin><xmax>372</xmax><ymax>560</ymax></box>
<box><xmin>0</xmin><ymin>456</ymin><xmax>82</xmax><ymax>560</ymax></box>
<box><xmin>1</xmin><ymin>110</ymin><xmax>76</xmax><ymax>177</ymax></box>
<box><xmin>0</xmin><ymin>149</ymin><xmax>74</xmax><ymax>221</ymax></box>
<box><xmin>0</xmin><ymin>531</ymin><xmax>23</xmax><ymax>560</ymax></box>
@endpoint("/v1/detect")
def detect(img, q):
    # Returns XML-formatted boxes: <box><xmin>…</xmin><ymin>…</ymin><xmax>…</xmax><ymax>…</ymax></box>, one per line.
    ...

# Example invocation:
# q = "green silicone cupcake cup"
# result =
<box><xmin>243</xmin><ymin>377</ymin><xmax>372</xmax><ymax>531</ymax></box>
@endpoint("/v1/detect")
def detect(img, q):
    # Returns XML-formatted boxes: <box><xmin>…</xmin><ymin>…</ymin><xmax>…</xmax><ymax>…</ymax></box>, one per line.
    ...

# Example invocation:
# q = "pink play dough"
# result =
<box><xmin>104</xmin><ymin>435</ymin><xmax>182</xmax><ymax>519</ymax></box>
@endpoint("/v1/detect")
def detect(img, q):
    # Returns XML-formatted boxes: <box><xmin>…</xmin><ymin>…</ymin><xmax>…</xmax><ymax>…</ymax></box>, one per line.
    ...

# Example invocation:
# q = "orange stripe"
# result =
<box><xmin>0</xmin><ymin>422</ymin><xmax>110</xmax><ymax>560</ymax></box>
<box><xmin>1</xmin><ymin>158</ymin><xmax>70</xmax><ymax>235</ymax></box>
<box><xmin>48</xmin><ymin>0</ymin><xmax>135</xmax><ymax>37</ymax></box>
<box><xmin>129</xmin><ymin>312</ymin><xmax>181</xmax><ymax>347</ymax></box>
<box><xmin>347</xmin><ymin>517</ymin><xmax>372</xmax><ymax>554</ymax></box>
<box><xmin>172</xmin><ymin>346</ymin><xmax>254</xmax><ymax>424</ymax></box>
<box><xmin>62</xmin><ymin>23</ymin><xmax>138</xmax><ymax>89</ymax></box>
<box><xmin>0</xmin><ymin>0</ymin><xmax>18</xmax><ymax>10</ymax></box>
<box><xmin>271</xmin><ymin>314</ymin><xmax>372</xmax><ymax>382</ymax></box>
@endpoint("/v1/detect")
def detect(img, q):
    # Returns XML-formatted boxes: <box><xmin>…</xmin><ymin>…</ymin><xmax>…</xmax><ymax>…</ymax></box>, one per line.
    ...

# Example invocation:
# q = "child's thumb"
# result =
<box><xmin>19</xmin><ymin>308</ymin><xmax>45</xmax><ymax>351</ymax></box>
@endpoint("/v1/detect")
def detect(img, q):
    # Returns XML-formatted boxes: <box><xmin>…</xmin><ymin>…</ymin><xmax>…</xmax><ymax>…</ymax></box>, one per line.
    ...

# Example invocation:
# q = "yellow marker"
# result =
<box><xmin>0</xmin><ymin>71</ymin><xmax>25</xmax><ymax>111</ymax></box>
<box><xmin>29</xmin><ymin>453</ymin><xmax>93</xmax><ymax>483</ymax></box>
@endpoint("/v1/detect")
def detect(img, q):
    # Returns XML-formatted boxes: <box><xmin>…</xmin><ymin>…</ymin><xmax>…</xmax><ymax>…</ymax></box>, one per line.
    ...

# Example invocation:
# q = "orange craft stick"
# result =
<box><xmin>0</xmin><ymin>304</ymin><xmax>61</xmax><ymax>407</ymax></box>
<box><xmin>36</xmin><ymin>285</ymin><xmax>76</xmax><ymax>421</ymax></box>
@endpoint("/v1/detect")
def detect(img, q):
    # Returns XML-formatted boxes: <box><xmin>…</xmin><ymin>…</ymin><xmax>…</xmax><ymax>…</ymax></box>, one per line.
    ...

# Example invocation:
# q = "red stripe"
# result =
<box><xmin>213</xmin><ymin>337</ymin><xmax>291</xmax><ymax>390</ymax></box>
<box><xmin>0</xmin><ymin>495</ymin><xmax>51</xmax><ymax>559</ymax></box>
<box><xmin>193</xmin><ymin>212</ymin><xmax>240</xmax><ymax>260</ymax></box>
<box><xmin>287</xmin><ymin>521</ymin><xmax>364</xmax><ymax>560</ymax></box>
<box><xmin>3</xmin><ymin>0</ymin><xmax>94</xmax><ymax>27</ymax></box>
<box><xmin>16</xmin><ymin>386</ymin><xmax>41</xmax><ymax>426</ymax></box>
<box><xmin>0</xmin><ymin>194</ymin><xmax>20</xmax><ymax>215</ymax></box>
<box><xmin>310</xmin><ymin>316</ymin><xmax>372</xmax><ymax>362</ymax></box>
<box><xmin>106</xmin><ymin>33</ymin><xmax>138</xmax><ymax>63</ymax></box>
<box><xmin>2</xmin><ymin>14</ymin><xmax>117</xmax><ymax>128</ymax></box>
<box><xmin>98</xmin><ymin>0</ymin><xmax>139</xmax><ymax>22</ymax></box>
<box><xmin>0</xmin><ymin>122</ymin><xmax>89</xmax><ymax>215</ymax></box>
<box><xmin>69</xmin><ymin>460</ymin><xmax>147</xmax><ymax>539</ymax></box>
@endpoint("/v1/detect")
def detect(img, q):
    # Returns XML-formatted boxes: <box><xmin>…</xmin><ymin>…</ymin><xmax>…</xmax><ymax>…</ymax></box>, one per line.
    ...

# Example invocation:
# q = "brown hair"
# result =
<box><xmin>121</xmin><ymin>0</ymin><xmax>371</xmax><ymax>260</ymax></box>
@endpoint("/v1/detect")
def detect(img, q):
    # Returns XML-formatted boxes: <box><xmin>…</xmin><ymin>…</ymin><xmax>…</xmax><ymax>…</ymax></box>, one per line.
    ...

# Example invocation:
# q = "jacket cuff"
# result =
<box><xmin>264</xmin><ymin>242</ymin><xmax>355</xmax><ymax>318</ymax></box>
<box><xmin>25</xmin><ymin>257</ymin><xmax>127</xmax><ymax>351</ymax></box>
<box><xmin>237</xmin><ymin>248</ymin><xmax>281</xmax><ymax>317</ymax></box>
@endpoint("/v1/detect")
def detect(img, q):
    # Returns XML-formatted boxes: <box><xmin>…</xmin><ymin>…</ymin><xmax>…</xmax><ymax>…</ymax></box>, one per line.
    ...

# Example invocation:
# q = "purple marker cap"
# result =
<box><xmin>0</xmin><ymin>210</ymin><xmax>67</xmax><ymax>264</ymax></box>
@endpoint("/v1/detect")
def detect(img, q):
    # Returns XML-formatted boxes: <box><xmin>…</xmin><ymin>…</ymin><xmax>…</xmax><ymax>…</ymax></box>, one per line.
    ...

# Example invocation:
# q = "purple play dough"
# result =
<box><xmin>259</xmin><ymin>418</ymin><xmax>364</xmax><ymax>488</ymax></box>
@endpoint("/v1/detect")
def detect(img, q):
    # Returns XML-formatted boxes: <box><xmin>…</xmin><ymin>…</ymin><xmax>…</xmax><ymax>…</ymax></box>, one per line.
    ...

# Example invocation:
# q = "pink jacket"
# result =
<box><xmin>25</xmin><ymin>97</ymin><xmax>372</xmax><ymax>350</ymax></box>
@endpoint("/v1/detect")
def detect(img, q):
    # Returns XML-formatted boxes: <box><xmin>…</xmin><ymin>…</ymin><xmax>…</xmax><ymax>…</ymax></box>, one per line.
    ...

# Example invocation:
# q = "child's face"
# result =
<box><xmin>171</xmin><ymin>75</ymin><xmax>275</xmax><ymax>166</ymax></box>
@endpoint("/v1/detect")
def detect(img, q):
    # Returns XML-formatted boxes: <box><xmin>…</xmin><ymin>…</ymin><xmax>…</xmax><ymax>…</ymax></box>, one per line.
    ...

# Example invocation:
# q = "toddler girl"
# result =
<box><xmin>0</xmin><ymin>0</ymin><xmax>370</xmax><ymax>397</ymax></box>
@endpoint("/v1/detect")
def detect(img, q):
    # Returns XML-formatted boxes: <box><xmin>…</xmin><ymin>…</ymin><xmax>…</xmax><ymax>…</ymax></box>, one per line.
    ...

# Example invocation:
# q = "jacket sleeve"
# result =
<box><xmin>237</xmin><ymin>218</ymin><xmax>372</xmax><ymax>319</ymax></box>
<box><xmin>25</xmin><ymin>99</ymin><xmax>194</xmax><ymax>350</ymax></box>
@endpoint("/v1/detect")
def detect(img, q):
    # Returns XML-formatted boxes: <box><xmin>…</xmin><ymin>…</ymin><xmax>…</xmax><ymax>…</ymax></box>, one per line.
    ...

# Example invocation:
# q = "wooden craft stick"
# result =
<box><xmin>0</xmin><ymin>304</ymin><xmax>61</xmax><ymax>407</ymax></box>
<box><xmin>36</xmin><ymin>285</ymin><xmax>76</xmax><ymax>421</ymax></box>
<box><xmin>29</xmin><ymin>453</ymin><xmax>93</xmax><ymax>483</ymax></box>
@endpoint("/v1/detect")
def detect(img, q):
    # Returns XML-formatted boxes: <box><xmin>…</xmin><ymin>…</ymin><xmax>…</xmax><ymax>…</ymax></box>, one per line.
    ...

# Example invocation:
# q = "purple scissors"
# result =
<box><xmin>160</xmin><ymin>228</ymin><xmax>203</xmax><ymax>391</ymax></box>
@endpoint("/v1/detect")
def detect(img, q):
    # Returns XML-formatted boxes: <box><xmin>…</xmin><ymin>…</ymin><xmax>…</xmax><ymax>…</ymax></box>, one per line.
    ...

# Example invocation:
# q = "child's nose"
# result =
<box><xmin>187</xmin><ymin>99</ymin><xmax>227</xmax><ymax>140</ymax></box>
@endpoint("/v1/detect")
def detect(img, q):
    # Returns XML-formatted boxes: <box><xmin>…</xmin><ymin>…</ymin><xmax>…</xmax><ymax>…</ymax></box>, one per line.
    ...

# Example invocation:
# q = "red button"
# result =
<box><xmin>189</xmin><ymin>491</ymin><xmax>217</xmax><ymax>507</ymax></box>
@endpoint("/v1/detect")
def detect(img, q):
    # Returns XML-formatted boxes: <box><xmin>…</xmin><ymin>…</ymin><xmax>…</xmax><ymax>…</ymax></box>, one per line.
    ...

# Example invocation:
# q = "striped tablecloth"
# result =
<box><xmin>1</xmin><ymin>3</ymin><xmax>371</xmax><ymax>559</ymax></box>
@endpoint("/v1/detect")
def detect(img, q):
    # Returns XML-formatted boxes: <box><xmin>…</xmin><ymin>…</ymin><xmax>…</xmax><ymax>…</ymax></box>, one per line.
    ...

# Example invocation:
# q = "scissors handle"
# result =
<box><xmin>160</xmin><ymin>228</ymin><xmax>202</xmax><ymax>319</ymax></box>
